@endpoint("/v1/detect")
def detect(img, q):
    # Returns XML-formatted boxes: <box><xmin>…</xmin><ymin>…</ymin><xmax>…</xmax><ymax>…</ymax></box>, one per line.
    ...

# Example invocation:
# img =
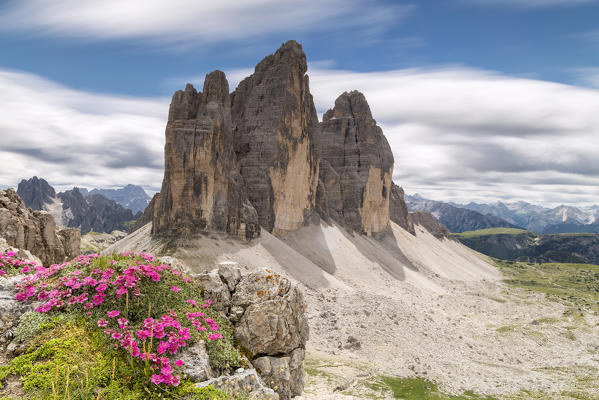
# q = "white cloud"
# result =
<box><xmin>0</xmin><ymin>0</ymin><xmax>410</xmax><ymax>45</ymax></box>
<box><xmin>307</xmin><ymin>66</ymin><xmax>599</xmax><ymax>207</ymax></box>
<box><xmin>0</xmin><ymin>69</ymin><xmax>168</xmax><ymax>193</ymax></box>
<box><xmin>1</xmin><ymin>64</ymin><xmax>598</xmax><ymax>207</ymax></box>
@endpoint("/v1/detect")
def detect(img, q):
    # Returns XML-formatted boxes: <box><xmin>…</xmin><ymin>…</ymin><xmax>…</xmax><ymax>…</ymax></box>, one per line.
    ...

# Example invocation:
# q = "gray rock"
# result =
<box><xmin>194</xmin><ymin>368</ymin><xmax>278</xmax><ymax>400</ymax></box>
<box><xmin>317</xmin><ymin>91</ymin><xmax>394</xmax><ymax>237</ymax></box>
<box><xmin>0</xmin><ymin>275</ymin><xmax>29</xmax><ymax>348</ymax></box>
<box><xmin>0</xmin><ymin>189</ymin><xmax>80</xmax><ymax>265</ymax></box>
<box><xmin>17</xmin><ymin>176</ymin><xmax>55</xmax><ymax>210</ymax></box>
<box><xmin>152</xmin><ymin>70</ymin><xmax>260</xmax><ymax>241</ymax></box>
<box><xmin>217</xmin><ymin>262</ymin><xmax>242</xmax><ymax>292</ymax></box>
<box><xmin>195</xmin><ymin>269</ymin><xmax>231</xmax><ymax>314</ymax></box>
<box><xmin>233</xmin><ymin>269</ymin><xmax>308</xmax><ymax>357</ymax></box>
<box><xmin>178</xmin><ymin>340</ymin><xmax>214</xmax><ymax>382</ymax></box>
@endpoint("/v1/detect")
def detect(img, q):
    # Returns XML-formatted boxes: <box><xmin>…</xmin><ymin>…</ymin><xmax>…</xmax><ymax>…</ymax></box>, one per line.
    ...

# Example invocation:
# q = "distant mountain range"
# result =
<box><xmin>406</xmin><ymin>194</ymin><xmax>598</xmax><ymax>234</ymax></box>
<box><xmin>454</xmin><ymin>228</ymin><xmax>599</xmax><ymax>265</ymax></box>
<box><xmin>16</xmin><ymin>177</ymin><xmax>150</xmax><ymax>234</ymax></box>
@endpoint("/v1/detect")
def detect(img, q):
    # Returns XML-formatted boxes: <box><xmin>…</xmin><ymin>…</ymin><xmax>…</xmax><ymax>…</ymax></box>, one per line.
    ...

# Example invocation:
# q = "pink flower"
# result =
<box><xmin>97</xmin><ymin>318</ymin><xmax>108</xmax><ymax>327</ymax></box>
<box><xmin>170</xmin><ymin>286</ymin><xmax>181</xmax><ymax>293</ymax></box>
<box><xmin>186</xmin><ymin>299</ymin><xmax>197</xmax><ymax>307</ymax></box>
<box><xmin>107</xmin><ymin>310</ymin><xmax>120</xmax><ymax>318</ymax></box>
<box><xmin>118</xmin><ymin>317</ymin><xmax>128</xmax><ymax>327</ymax></box>
<box><xmin>174</xmin><ymin>360</ymin><xmax>184</xmax><ymax>367</ymax></box>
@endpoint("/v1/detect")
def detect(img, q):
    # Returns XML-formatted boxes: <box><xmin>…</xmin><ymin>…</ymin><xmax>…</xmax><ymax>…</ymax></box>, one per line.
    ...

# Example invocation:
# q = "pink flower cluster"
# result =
<box><xmin>11</xmin><ymin>252</ymin><xmax>222</xmax><ymax>387</ymax></box>
<box><xmin>0</xmin><ymin>251</ymin><xmax>39</xmax><ymax>277</ymax></box>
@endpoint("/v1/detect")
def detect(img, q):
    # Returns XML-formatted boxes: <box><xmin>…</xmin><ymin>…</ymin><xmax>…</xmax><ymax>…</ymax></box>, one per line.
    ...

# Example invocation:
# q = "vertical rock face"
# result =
<box><xmin>231</xmin><ymin>40</ymin><xmax>320</xmax><ymax>235</ymax></box>
<box><xmin>390</xmin><ymin>183</ymin><xmax>415</xmax><ymax>235</ymax></box>
<box><xmin>0</xmin><ymin>189</ymin><xmax>80</xmax><ymax>265</ymax></box>
<box><xmin>152</xmin><ymin>71</ymin><xmax>260</xmax><ymax>240</ymax></box>
<box><xmin>317</xmin><ymin>91</ymin><xmax>394</xmax><ymax>236</ymax></box>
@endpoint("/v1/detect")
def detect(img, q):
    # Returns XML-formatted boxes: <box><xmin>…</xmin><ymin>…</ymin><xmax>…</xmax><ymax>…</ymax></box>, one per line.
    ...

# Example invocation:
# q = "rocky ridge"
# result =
<box><xmin>0</xmin><ymin>189</ymin><xmax>79</xmax><ymax>265</ymax></box>
<box><xmin>17</xmin><ymin>177</ymin><xmax>135</xmax><ymax>234</ymax></box>
<box><xmin>152</xmin><ymin>40</ymin><xmax>414</xmax><ymax>240</ymax></box>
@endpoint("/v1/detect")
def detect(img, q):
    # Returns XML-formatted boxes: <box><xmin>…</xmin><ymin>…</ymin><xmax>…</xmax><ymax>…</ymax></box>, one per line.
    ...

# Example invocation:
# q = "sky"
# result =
<box><xmin>0</xmin><ymin>0</ymin><xmax>598</xmax><ymax>207</ymax></box>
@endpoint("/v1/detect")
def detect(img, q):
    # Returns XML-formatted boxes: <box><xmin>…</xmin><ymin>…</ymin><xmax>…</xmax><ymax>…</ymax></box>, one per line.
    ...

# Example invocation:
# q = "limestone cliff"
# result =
<box><xmin>0</xmin><ymin>189</ymin><xmax>80</xmax><ymax>265</ymax></box>
<box><xmin>317</xmin><ymin>91</ymin><xmax>394</xmax><ymax>236</ymax></box>
<box><xmin>152</xmin><ymin>71</ymin><xmax>260</xmax><ymax>240</ymax></box>
<box><xmin>231</xmin><ymin>40</ymin><xmax>320</xmax><ymax>235</ymax></box>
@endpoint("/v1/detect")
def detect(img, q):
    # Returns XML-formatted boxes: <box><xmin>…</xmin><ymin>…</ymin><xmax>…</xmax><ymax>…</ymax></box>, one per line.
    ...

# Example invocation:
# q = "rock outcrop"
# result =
<box><xmin>152</xmin><ymin>71</ymin><xmax>260</xmax><ymax>240</ymax></box>
<box><xmin>151</xmin><ymin>40</ymin><xmax>419</xmax><ymax>242</ymax></box>
<box><xmin>317</xmin><ymin>91</ymin><xmax>394</xmax><ymax>236</ymax></box>
<box><xmin>409</xmin><ymin>211</ymin><xmax>451</xmax><ymax>239</ymax></box>
<box><xmin>194</xmin><ymin>265</ymin><xmax>309</xmax><ymax>399</ymax></box>
<box><xmin>390</xmin><ymin>183</ymin><xmax>415</xmax><ymax>234</ymax></box>
<box><xmin>231</xmin><ymin>40</ymin><xmax>320</xmax><ymax>235</ymax></box>
<box><xmin>0</xmin><ymin>189</ymin><xmax>80</xmax><ymax>265</ymax></box>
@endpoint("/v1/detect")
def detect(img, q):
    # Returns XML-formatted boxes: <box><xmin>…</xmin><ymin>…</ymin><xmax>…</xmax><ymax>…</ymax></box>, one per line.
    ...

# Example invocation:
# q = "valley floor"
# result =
<box><xmin>104</xmin><ymin>222</ymin><xmax>599</xmax><ymax>399</ymax></box>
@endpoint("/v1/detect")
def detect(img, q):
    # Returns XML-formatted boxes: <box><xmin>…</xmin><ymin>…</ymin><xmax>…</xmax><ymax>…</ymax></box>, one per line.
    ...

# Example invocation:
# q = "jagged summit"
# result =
<box><xmin>150</xmin><ymin>41</ymin><xmax>414</xmax><ymax>240</ymax></box>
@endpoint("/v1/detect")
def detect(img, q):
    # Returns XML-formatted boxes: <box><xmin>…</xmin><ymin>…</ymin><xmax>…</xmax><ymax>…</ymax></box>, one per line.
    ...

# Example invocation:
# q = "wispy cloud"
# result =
<box><xmin>2</xmin><ymin>64</ymin><xmax>599</xmax><ymax>207</ymax></box>
<box><xmin>0</xmin><ymin>0</ymin><xmax>411</xmax><ymax>45</ymax></box>
<box><xmin>0</xmin><ymin>68</ymin><xmax>168</xmax><ymax>193</ymax></box>
<box><xmin>307</xmin><ymin>66</ymin><xmax>599</xmax><ymax>206</ymax></box>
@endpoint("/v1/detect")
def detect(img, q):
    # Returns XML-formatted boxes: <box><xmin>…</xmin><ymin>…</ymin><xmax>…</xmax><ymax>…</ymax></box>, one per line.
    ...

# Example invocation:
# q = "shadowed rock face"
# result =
<box><xmin>231</xmin><ymin>40</ymin><xmax>320</xmax><ymax>235</ymax></box>
<box><xmin>0</xmin><ymin>189</ymin><xmax>79</xmax><ymax>265</ymax></box>
<box><xmin>390</xmin><ymin>183</ymin><xmax>415</xmax><ymax>235</ymax></box>
<box><xmin>317</xmin><ymin>91</ymin><xmax>394</xmax><ymax>236</ymax></box>
<box><xmin>152</xmin><ymin>71</ymin><xmax>260</xmax><ymax>240</ymax></box>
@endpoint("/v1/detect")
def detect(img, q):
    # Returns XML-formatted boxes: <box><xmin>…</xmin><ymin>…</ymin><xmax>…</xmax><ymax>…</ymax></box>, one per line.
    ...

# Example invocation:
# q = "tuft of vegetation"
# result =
<box><xmin>370</xmin><ymin>376</ymin><xmax>499</xmax><ymax>400</ymax></box>
<box><xmin>0</xmin><ymin>251</ymin><xmax>249</xmax><ymax>399</ymax></box>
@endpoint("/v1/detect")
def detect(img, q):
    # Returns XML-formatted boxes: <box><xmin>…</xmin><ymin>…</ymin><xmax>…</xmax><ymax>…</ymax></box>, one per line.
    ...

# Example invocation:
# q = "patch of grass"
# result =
<box><xmin>496</xmin><ymin>325</ymin><xmax>516</xmax><ymax>333</ymax></box>
<box><xmin>454</xmin><ymin>228</ymin><xmax>532</xmax><ymax>239</ymax></box>
<box><xmin>371</xmin><ymin>376</ymin><xmax>498</xmax><ymax>400</ymax></box>
<box><xmin>494</xmin><ymin>260</ymin><xmax>599</xmax><ymax>314</ymax></box>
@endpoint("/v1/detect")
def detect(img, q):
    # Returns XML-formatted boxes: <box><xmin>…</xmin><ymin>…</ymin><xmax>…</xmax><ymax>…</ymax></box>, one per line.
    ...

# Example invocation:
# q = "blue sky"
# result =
<box><xmin>0</xmin><ymin>0</ymin><xmax>598</xmax><ymax>206</ymax></box>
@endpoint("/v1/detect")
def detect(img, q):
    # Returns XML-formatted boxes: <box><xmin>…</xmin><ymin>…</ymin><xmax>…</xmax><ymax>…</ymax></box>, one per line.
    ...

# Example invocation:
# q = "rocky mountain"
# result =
<box><xmin>406</xmin><ymin>194</ymin><xmax>519</xmax><ymax>233</ymax></box>
<box><xmin>317</xmin><ymin>91</ymin><xmax>394</xmax><ymax>236</ymax></box>
<box><xmin>88</xmin><ymin>184</ymin><xmax>150</xmax><ymax>214</ymax></box>
<box><xmin>151</xmin><ymin>40</ymin><xmax>414</xmax><ymax>240</ymax></box>
<box><xmin>151</xmin><ymin>71</ymin><xmax>260</xmax><ymax>240</ymax></box>
<box><xmin>0</xmin><ymin>189</ymin><xmax>79</xmax><ymax>265</ymax></box>
<box><xmin>455</xmin><ymin>229</ymin><xmax>599</xmax><ymax>265</ymax></box>
<box><xmin>231</xmin><ymin>40</ymin><xmax>320</xmax><ymax>235</ymax></box>
<box><xmin>460</xmin><ymin>200</ymin><xmax>598</xmax><ymax>233</ymax></box>
<box><xmin>17</xmin><ymin>177</ymin><xmax>135</xmax><ymax>234</ymax></box>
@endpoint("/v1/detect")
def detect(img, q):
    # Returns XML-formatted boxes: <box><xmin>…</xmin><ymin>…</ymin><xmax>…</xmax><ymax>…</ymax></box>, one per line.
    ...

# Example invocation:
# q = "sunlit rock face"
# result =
<box><xmin>231</xmin><ymin>40</ymin><xmax>320</xmax><ymax>236</ymax></box>
<box><xmin>152</xmin><ymin>71</ymin><xmax>260</xmax><ymax>240</ymax></box>
<box><xmin>317</xmin><ymin>90</ymin><xmax>395</xmax><ymax>236</ymax></box>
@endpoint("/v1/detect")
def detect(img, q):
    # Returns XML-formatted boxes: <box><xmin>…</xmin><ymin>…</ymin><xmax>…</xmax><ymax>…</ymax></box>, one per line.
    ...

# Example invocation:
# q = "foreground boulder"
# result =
<box><xmin>195</xmin><ymin>265</ymin><xmax>309</xmax><ymax>399</ymax></box>
<box><xmin>0</xmin><ymin>189</ymin><xmax>80</xmax><ymax>265</ymax></box>
<box><xmin>152</xmin><ymin>71</ymin><xmax>260</xmax><ymax>240</ymax></box>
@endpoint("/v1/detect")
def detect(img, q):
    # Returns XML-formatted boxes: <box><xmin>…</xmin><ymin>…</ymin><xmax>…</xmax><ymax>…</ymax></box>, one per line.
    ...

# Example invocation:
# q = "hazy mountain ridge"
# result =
<box><xmin>459</xmin><ymin>200</ymin><xmax>598</xmax><ymax>233</ymax></box>
<box><xmin>88</xmin><ymin>184</ymin><xmax>150</xmax><ymax>214</ymax></box>
<box><xmin>405</xmin><ymin>194</ymin><xmax>519</xmax><ymax>233</ymax></box>
<box><xmin>17</xmin><ymin>177</ymin><xmax>136</xmax><ymax>234</ymax></box>
<box><xmin>407</xmin><ymin>193</ymin><xmax>598</xmax><ymax>234</ymax></box>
